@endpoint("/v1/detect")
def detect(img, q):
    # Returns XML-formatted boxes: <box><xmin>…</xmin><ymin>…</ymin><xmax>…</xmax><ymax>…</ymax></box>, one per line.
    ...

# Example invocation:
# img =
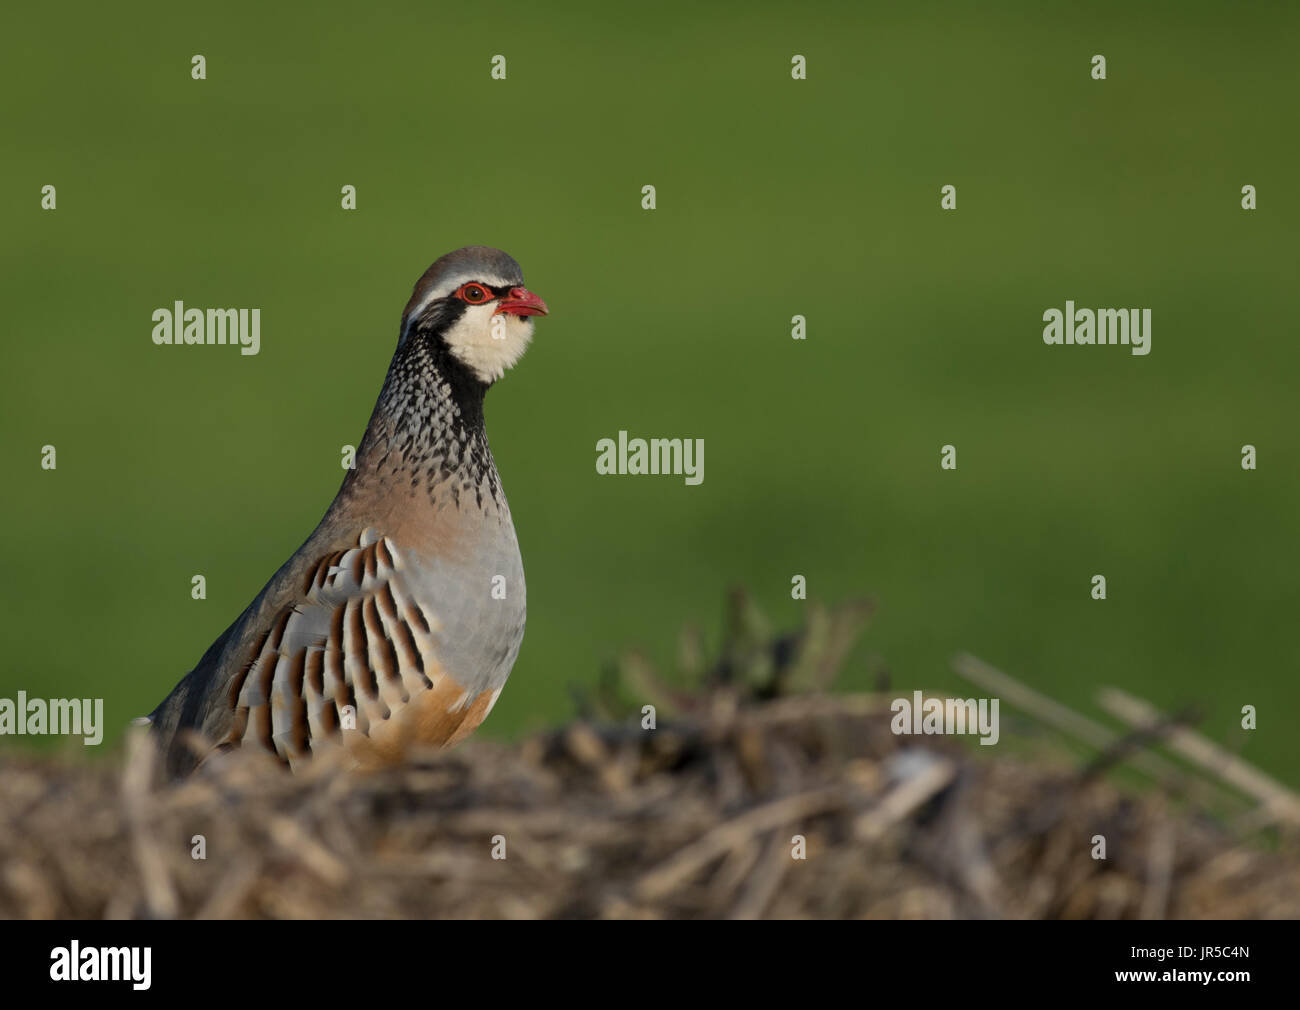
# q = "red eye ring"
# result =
<box><xmin>457</xmin><ymin>282</ymin><xmax>493</xmax><ymax>304</ymax></box>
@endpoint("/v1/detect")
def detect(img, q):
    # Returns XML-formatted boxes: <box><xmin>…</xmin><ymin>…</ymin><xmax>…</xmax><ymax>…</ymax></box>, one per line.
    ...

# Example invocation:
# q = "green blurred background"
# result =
<box><xmin>2</xmin><ymin>2</ymin><xmax>1296</xmax><ymax>783</ymax></box>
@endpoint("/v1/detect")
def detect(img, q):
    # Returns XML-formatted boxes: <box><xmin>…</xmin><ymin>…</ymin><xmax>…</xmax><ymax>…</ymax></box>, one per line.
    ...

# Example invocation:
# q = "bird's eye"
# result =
<box><xmin>460</xmin><ymin>283</ymin><xmax>491</xmax><ymax>304</ymax></box>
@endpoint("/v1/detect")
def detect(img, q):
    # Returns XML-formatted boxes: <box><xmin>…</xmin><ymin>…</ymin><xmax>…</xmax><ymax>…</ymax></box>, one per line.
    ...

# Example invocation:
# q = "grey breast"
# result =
<box><xmin>406</xmin><ymin>506</ymin><xmax>526</xmax><ymax>697</ymax></box>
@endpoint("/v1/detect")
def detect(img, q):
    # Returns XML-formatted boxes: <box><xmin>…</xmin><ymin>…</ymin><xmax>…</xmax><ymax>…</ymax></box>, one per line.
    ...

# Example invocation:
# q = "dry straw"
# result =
<box><xmin>2</xmin><ymin>592</ymin><xmax>1297</xmax><ymax>919</ymax></box>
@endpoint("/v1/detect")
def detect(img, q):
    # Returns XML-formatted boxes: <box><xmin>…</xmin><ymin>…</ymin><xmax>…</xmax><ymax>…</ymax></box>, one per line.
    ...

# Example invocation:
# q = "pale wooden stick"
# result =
<box><xmin>1140</xmin><ymin>805</ymin><xmax>1175</xmax><ymax>920</ymax></box>
<box><xmin>634</xmin><ymin>785</ymin><xmax>849</xmax><ymax>901</ymax></box>
<box><xmin>121</xmin><ymin>726</ymin><xmax>178</xmax><ymax>919</ymax></box>
<box><xmin>853</xmin><ymin>758</ymin><xmax>955</xmax><ymax>840</ymax></box>
<box><xmin>1097</xmin><ymin>687</ymin><xmax>1300</xmax><ymax>828</ymax></box>
<box><xmin>952</xmin><ymin>653</ymin><xmax>1180</xmax><ymax>784</ymax></box>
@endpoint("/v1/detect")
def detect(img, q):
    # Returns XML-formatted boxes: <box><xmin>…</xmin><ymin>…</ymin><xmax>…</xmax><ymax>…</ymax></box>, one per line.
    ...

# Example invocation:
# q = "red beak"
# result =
<box><xmin>495</xmin><ymin>286</ymin><xmax>549</xmax><ymax>317</ymax></box>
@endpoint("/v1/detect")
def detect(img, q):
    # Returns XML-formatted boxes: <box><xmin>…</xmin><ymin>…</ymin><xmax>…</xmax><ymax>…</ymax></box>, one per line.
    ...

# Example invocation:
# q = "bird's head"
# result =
<box><xmin>399</xmin><ymin>246</ymin><xmax>548</xmax><ymax>385</ymax></box>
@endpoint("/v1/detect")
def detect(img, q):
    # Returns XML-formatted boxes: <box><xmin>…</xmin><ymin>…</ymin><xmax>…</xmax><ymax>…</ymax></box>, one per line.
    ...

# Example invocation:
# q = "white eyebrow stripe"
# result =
<box><xmin>403</xmin><ymin>271</ymin><xmax>520</xmax><ymax>333</ymax></box>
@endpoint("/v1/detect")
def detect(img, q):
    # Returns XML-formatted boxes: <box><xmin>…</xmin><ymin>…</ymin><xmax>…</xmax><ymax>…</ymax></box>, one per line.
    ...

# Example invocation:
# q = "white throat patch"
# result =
<box><xmin>442</xmin><ymin>303</ymin><xmax>535</xmax><ymax>384</ymax></box>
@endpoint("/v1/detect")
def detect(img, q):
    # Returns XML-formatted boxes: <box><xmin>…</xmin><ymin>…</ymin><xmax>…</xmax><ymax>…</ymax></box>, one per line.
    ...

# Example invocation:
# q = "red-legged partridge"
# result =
<box><xmin>149</xmin><ymin>246</ymin><xmax>546</xmax><ymax>777</ymax></box>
